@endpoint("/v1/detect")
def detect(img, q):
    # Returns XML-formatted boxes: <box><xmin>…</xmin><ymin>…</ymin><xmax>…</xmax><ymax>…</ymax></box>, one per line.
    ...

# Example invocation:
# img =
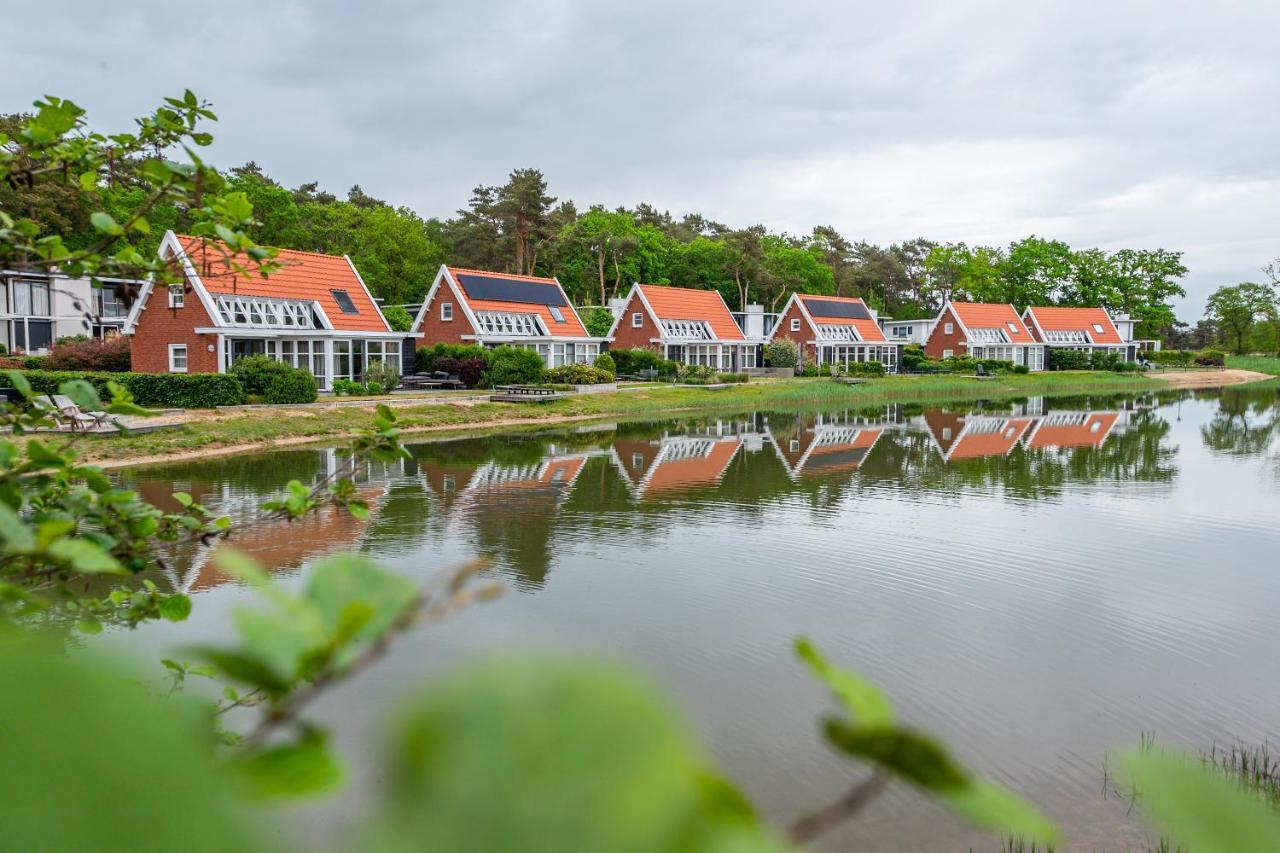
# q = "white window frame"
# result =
<box><xmin>168</xmin><ymin>343</ymin><xmax>188</xmax><ymax>373</ymax></box>
<box><xmin>631</xmin><ymin>312</ymin><xmax>643</xmax><ymax>328</ymax></box>
<box><xmin>441</xmin><ymin>302</ymin><xmax>453</xmax><ymax>321</ymax></box>
<box><xmin>790</xmin><ymin>318</ymin><xmax>801</xmax><ymax>332</ymax></box>
<box><xmin>168</xmin><ymin>285</ymin><xmax>184</xmax><ymax>309</ymax></box>
<box><xmin>942</xmin><ymin>349</ymin><xmax>954</xmax><ymax>358</ymax></box>
<box><xmin>944</xmin><ymin>322</ymin><xmax>954</xmax><ymax>335</ymax></box>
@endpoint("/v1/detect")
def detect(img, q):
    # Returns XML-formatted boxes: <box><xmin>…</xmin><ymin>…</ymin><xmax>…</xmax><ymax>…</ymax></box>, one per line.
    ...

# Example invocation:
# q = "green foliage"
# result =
<box><xmin>609</xmin><ymin>348</ymin><xmax>664</xmax><ymax>376</ymax></box>
<box><xmin>844</xmin><ymin>361</ymin><xmax>886</xmax><ymax>377</ymax></box>
<box><xmin>1047</xmin><ymin>349</ymin><xmax>1129</xmax><ymax>372</ymax></box>
<box><xmin>364</xmin><ymin>359</ymin><xmax>401</xmax><ymax>393</ymax></box>
<box><xmin>581</xmin><ymin>305</ymin><xmax>616</xmax><ymax>338</ymax></box>
<box><xmin>1122</xmin><ymin>748</ymin><xmax>1280</xmax><ymax>853</ymax></box>
<box><xmin>900</xmin><ymin>344</ymin><xmax>927</xmax><ymax>371</ymax></box>
<box><xmin>1195</xmin><ymin>349</ymin><xmax>1226</xmax><ymax>367</ymax></box>
<box><xmin>764</xmin><ymin>338</ymin><xmax>799</xmax><ymax>369</ymax></box>
<box><xmin>230</xmin><ymin>356</ymin><xmax>318</xmax><ymax>404</ymax></box>
<box><xmin>795</xmin><ymin>638</ymin><xmax>1057</xmax><ymax>845</ymax></box>
<box><xmin>485</xmin><ymin>346</ymin><xmax>545</xmax><ymax>386</ymax></box>
<box><xmin>543</xmin><ymin>364</ymin><xmax>615</xmax><ymax>385</ymax></box>
<box><xmin>1205</xmin><ymin>282</ymin><xmax>1278</xmax><ymax>354</ymax></box>
<box><xmin>0</xmin><ymin>369</ymin><xmax>244</xmax><ymax>407</ymax></box>
<box><xmin>714</xmin><ymin>372</ymin><xmax>749</xmax><ymax>383</ymax></box>
<box><xmin>0</xmin><ymin>642</ymin><xmax>267</xmax><ymax>853</ymax></box>
<box><xmin>1150</xmin><ymin>349</ymin><xmax>1195</xmax><ymax>367</ymax></box>
<box><xmin>593</xmin><ymin>351</ymin><xmax>617</xmax><ymax>376</ymax></box>
<box><xmin>381</xmin><ymin>305</ymin><xmax>414</xmax><ymax>332</ymax></box>
<box><xmin>331</xmin><ymin>378</ymin><xmax>368</xmax><ymax>396</ymax></box>
<box><xmin>377</xmin><ymin>658</ymin><xmax>780</xmax><ymax>853</ymax></box>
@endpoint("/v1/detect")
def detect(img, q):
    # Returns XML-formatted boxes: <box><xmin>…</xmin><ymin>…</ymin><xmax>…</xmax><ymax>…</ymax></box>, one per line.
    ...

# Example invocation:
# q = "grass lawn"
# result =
<box><xmin>1227</xmin><ymin>355</ymin><xmax>1280</xmax><ymax>375</ymax></box>
<box><xmin>62</xmin><ymin>371</ymin><xmax>1166</xmax><ymax>467</ymax></box>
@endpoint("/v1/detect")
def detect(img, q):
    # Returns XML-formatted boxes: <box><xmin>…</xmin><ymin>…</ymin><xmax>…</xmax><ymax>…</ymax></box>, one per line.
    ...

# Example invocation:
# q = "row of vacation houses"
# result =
<box><xmin>3</xmin><ymin>231</ymin><xmax>1151</xmax><ymax>388</ymax></box>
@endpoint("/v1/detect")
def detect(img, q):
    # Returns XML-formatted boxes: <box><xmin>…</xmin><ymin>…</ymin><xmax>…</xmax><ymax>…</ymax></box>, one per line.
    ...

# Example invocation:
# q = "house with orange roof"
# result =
<box><xmin>411</xmin><ymin>265</ymin><xmax>606</xmax><ymax>367</ymax></box>
<box><xmin>124</xmin><ymin>231</ymin><xmax>406</xmax><ymax>388</ymax></box>
<box><xmin>922</xmin><ymin>409</ymin><xmax>1037</xmax><ymax>461</ymax></box>
<box><xmin>611</xmin><ymin>433</ymin><xmax>743</xmax><ymax>499</ymax></box>
<box><xmin>923</xmin><ymin>301</ymin><xmax>1045</xmax><ymax>370</ymax></box>
<box><xmin>1022</xmin><ymin>306</ymin><xmax>1136</xmax><ymax>362</ymax></box>
<box><xmin>769</xmin><ymin>412</ymin><xmax>884</xmax><ymax>478</ymax></box>
<box><xmin>769</xmin><ymin>293</ymin><xmax>901</xmax><ymax>372</ymax></box>
<box><xmin>607</xmin><ymin>283</ymin><xmax>762</xmax><ymax>370</ymax></box>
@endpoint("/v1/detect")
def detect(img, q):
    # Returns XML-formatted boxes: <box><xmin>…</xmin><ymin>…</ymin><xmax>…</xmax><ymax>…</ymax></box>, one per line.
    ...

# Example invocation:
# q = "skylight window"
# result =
<box><xmin>330</xmin><ymin>289</ymin><xmax>358</xmax><ymax>314</ymax></box>
<box><xmin>549</xmin><ymin>305</ymin><xmax>566</xmax><ymax>323</ymax></box>
<box><xmin>1093</xmin><ymin>323</ymin><xmax>1105</xmax><ymax>334</ymax></box>
<box><xmin>1007</xmin><ymin>321</ymin><xmax>1019</xmax><ymax>334</ymax></box>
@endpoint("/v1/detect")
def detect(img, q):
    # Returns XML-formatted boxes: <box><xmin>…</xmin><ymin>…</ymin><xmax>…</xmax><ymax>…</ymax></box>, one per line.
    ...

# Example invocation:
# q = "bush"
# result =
<box><xmin>608</xmin><ymin>348</ymin><xmax>662</xmax><ymax>376</ymax></box>
<box><xmin>593</xmin><ymin>352</ymin><xmax>616</xmax><ymax>376</ymax></box>
<box><xmin>543</xmin><ymin>364</ymin><xmax>615</xmax><ymax>385</ymax></box>
<box><xmin>1010</xmin><ymin>363</ymin><xmax>1030</xmax><ymax>374</ymax></box>
<box><xmin>485</xmin><ymin>346</ymin><xmax>545</xmax><ymax>386</ymax></box>
<box><xmin>900</xmin><ymin>344</ymin><xmax>927</xmax><ymax>372</ymax></box>
<box><xmin>764</xmin><ymin>339</ymin><xmax>799</xmax><ymax>369</ymax></box>
<box><xmin>332</xmin><ymin>379</ymin><xmax>369</xmax><ymax>396</ymax></box>
<box><xmin>0</xmin><ymin>369</ymin><xmax>245</xmax><ymax>408</ymax></box>
<box><xmin>580</xmin><ymin>306</ymin><xmax>615</xmax><ymax>338</ymax></box>
<box><xmin>230</xmin><ymin>356</ymin><xmax>318</xmax><ymax>404</ymax></box>
<box><xmin>1150</xmin><ymin>349</ymin><xmax>1194</xmax><ymax>367</ymax></box>
<box><xmin>1195</xmin><ymin>349</ymin><xmax>1226</xmax><ymax>367</ymax></box>
<box><xmin>1047</xmin><ymin>349</ymin><xmax>1090</xmax><ymax>370</ymax></box>
<box><xmin>430</xmin><ymin>356</ymin><xmax>488</xmax><ymax>389</ymax></box>
<box><xmin>845</xmin><ymin>361</ymin><xmax>886</xmax><ymax>377</ymax></box>
<box><xmin>714</xmin><ymin>372</ymin><xmax>749</xmax><ymax>383</ymax></box>
<box><xmin>416</xmin><ymin>343</ymin><xmax>489</xmax><ymax>374</ymax></box>
<box><xmin>365</xmin><ymin>359</ymin><xmax>401</xmax><ymax>393</ymax></box>
<box><xmin>366</xmin><ymin>381</ymin><xmax>383</xmax><ymax>395</ymax></box>
<box><xmin>799</xmin><ymin>364</ymin><xmax>820</xmax><ymax>377</ymax></box>
<box><xmin>42</xmin><ymin>336</ymin><xmax>131</xmax><ymax>372</ymax></box>
<box><xmin>382</xmin><ymin>305</ymin><xmax>414</xmax><ymax>332</ymax></box>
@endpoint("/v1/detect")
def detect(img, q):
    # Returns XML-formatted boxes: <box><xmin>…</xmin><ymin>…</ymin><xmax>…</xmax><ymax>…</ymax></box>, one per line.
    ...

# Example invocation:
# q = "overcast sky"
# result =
<box><xmin>4</xmin><ymin>0</ymin><xmax>1277</xmax><ymax>317</ymax></box>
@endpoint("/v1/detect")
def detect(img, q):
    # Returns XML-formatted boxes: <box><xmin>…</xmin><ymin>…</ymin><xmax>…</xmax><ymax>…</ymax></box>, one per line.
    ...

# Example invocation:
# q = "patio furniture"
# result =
<box><xmin>489</xmin><ymin>385</ymin><xmax>565</xmax><ymax>403</ymax></box>
<box><xmin>36</xmin><ymin>395</ymin><xmax>109</xmax><ymax>432</ymax></box>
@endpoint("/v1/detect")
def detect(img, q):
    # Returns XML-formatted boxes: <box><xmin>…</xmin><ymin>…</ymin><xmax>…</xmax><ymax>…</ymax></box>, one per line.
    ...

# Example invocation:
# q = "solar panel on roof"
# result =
<box><xmin>803</xmin><ymin>298</ymin><xmax>871</xmax><ymax>320</ymax></box>
<box><xmin>455</xmin><ymin>272</ymin><xmax>568</xmax><ymax>307</ymax></box>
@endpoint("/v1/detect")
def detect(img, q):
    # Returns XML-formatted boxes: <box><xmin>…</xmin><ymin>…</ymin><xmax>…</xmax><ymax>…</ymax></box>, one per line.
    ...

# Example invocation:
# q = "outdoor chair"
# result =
<box><xmin>36</xmin><ymin>395</ymin><xmax>109</xmax><ymax>432</ymax></box>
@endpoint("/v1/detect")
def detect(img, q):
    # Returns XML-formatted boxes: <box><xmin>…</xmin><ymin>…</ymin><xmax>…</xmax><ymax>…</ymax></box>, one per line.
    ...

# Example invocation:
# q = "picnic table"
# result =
<box><xmin>489</xmin><ymin>384</ymin><xmax>566</xmax><ymax>403</ymax></box>
<box><xmin>400</xmin><ymin>372</ymin><xmax>465</xmax><ymax>390</ymax></box>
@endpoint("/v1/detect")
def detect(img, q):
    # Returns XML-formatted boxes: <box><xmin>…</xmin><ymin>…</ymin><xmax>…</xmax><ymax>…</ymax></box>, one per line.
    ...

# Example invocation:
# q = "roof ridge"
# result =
<box><xmin>448</xmin><ymin>266</ymin><xmax>558</xmax><ymax>283</ymax></box>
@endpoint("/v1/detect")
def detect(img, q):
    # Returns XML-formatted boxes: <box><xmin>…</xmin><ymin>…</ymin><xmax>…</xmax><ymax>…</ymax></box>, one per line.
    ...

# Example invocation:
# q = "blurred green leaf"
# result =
<box><xmin>159</xmin><ymin>593</ymin><xmax>193</xmax><ymax>622</ymax></box>
<box><xmin>822</xmin><ymin>721</ymin><xmax>967</xmax><ymax>790</ymax></box>
<box><xmin>305</xmin><ymin>555</ymin><xmax>416</xmax><ymax>664</ymax></box>
<box><xmin>46</xmin><ymin>538</ymin><xmax>125</xmax><ymax>574</ymax></box>
<box><xmin>58</xmin><ymin>379</ymin><xmax>102</xmax><ymax>412</ymax></box>
<box><xmin>1122</xmin><ymin>749</ymin><xmax>1280</xmax><ymax>853</ymax></box>
<box><xmin>940</xmin><ymin>781</ymin><xmax>1058</xmax><ymax>845</ymax></box>
<box><xmin>234</xmin><ymin>730</ymin><xmax>344</xmax><ymax>800</ymax></box>
<box><xmin>794</xmin><ymin>637</ymin><xmax>894</xmax><ymax>726</ymax></box>
<box><xmin>89</xmin><ymin>211</ymin><xmax>123</xmax><ymax>236</ymax></box>
<box><xmin>0</xmin><ymin>643</ymin><xmax>265</xmax><ymax>852</ymax></box>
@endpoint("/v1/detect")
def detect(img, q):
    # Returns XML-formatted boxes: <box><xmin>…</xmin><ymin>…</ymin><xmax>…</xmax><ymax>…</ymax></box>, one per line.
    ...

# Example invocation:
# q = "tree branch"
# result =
<box><xmin>788</xmin><ymin>768</ymin><xmax>891</xmax><ymax>846</ymax></box>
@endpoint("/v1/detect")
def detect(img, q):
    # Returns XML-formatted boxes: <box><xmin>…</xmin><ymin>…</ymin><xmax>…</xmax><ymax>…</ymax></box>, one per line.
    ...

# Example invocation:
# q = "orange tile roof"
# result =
<box><xmin>1025</xmin><ymin>306</ymin><xmax>1123</xmax><ymax>345</ymax></box>
<box><xmin>175</xmin><ymin>235</ymin><xmax>389</xmax><ymax>332</ymax></box>
<box><xmin>801</xmin><ymin>428</ymin><xmax>883</xmax><ymax>475</ymax></box>
<box><xmin>638</xmin><ymin>285</ymin><xmax>745</xmax><ymax>341</ymax></box>
<box><xmin>798</xmin><ymin>295</ymin><xmax>888</xmax><ymax>342</ymax></box>
<box><xmin>640</xmin><ymin>438</ymin><xmax>742</xmax><ymax>495</ymax></box>
<box><xmin>950</xmin><ymin>302</ymin><xmax>1034</xmax><ymax>344</ymax></box>
<box><xmin>1025</xmin><ymin>412</ymin><xmax>1119</xmax><ymax>449</ymax></box>
<box><xmin>448</xmin><ymin>267</ymin><xmax>590</xmax><ymax>338</ymax></box>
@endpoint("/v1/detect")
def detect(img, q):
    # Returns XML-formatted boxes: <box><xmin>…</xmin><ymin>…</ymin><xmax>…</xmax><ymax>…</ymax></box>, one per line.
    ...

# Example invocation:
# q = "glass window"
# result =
<box><xmin>14</xmin><ymin>279</ymin><xmax>51</xmax><ymax>316</ymax></box>
<box><xmin>632</xmin><ymin>312</ymin><xmax>643</xmax><ymax>328</ymax></box>
<box><xmin>335</xmin><ymin>340</ymin><xmax>351</xmax><ymax>380</ymax></box>
<box><xmin>441</xmin><ymin>302</ymin><xmax>453</xmax><ymax>321</ymax></box>
<box><xmin>944</xmin><ymin>323</ymin><xmax>954</xmax><ymax>334</ymax></box>
<box><xmin>550</xmin><ymin>306</ymin><xmax>565</xmax><ymax>323</ymax></box>
<box><xmin>168</xmin><ymin>344</ymin><xmax>188</xmax><ymax>373</ymax></box>
<box><xmin>790</xmin><ymin>318</ymin><xmax>800</xmax><ymax>332</ymax></box>
<box><xmin>331</xmin><ymin>290</ymin><xmax>359</xmax><ymax>314</ymax></box>
<box><xmin>168</xmin><ymin>285</ymin><xmax>184</xmax><ymax>309</ymax></box>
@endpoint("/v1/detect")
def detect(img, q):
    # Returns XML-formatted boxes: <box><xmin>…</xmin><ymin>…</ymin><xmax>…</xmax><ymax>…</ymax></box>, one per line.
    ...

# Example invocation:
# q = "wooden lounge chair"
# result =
<box><xmin>36</xmin><ymin>395</ymin><xmax>107</xmax><ymax>432</ymax></box>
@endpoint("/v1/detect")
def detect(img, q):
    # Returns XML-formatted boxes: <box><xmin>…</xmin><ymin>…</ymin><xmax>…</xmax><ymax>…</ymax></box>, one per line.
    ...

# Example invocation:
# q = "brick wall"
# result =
<box><xmin>923</xmin><ymin>306</ymin><xmax>967</xmax><ymax>359</ymax></box>
<box><xmin>130</xmin><ymin>281</ymin><xmax>220</xmax><ymax>374</ymax></box>
<box><xmin>771</xmin><ymin>300</ymin><xmax>817</xmax><ymax>364</ymax></box>
<box><xmin>415</xmin><ymin>278</ymin><xmax>474</xmax><ymax>347</ymax></box>
<box><xmin>607</xmin><ymin>291</ymin><xmax>662</xmax><ymax>354</ymax></box>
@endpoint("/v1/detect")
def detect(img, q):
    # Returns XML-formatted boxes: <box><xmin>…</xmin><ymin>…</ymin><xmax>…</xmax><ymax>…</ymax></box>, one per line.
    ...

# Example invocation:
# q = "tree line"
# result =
<box><xmin>1</xmin><ymin>113</ymin><xmax>1194</xmax><ymax>339</ymax></box>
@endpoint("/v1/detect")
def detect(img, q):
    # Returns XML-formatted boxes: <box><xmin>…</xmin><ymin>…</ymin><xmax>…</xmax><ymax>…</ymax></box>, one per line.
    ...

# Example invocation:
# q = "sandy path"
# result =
<box><xmin>1148</xmin><ymin>369</ymin><xmax>1273</xmax><ymax>389</ymax></box>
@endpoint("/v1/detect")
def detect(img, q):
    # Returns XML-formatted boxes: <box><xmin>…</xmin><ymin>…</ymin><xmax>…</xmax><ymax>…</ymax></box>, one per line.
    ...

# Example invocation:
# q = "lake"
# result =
<box><xmin>116</xmin><ymin>383</ymin><xmax>1280</xmax><ymax>851</ymax></box>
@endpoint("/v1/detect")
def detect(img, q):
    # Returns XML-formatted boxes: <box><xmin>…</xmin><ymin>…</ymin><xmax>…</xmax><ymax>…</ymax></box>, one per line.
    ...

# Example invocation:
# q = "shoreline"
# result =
<box><xmin>75</xmin><ymin>370</ymin><xmax>1271</xmax><ymax>471</ymax></box>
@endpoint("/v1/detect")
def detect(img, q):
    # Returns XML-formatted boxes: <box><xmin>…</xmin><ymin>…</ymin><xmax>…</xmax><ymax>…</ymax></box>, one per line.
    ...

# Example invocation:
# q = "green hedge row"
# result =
<box><xmin>1</xmin><ymin>369</ymin><xmax>245</xmax><ymax>408</ymax></box>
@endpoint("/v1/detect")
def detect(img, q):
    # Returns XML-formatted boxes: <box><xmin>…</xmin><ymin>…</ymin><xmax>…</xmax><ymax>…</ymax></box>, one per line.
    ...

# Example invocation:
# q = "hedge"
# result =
<box><xmin>485</xmin><ymin>347</ymin><xmax>545</xmax><ymax>386</ymax></box>
<box><xmin>543</xmin><ymin>364</ymin><xmax>614</xmax><ymax>385</ymax></box>
<box><xmin>416</xmin><ymin>343</ymin><xmax>490</xmax><ymax>374</ymax></box>
<box><xmin>0</xmin><ymin>369</ymin><xmax>245</xmax><ymax>408</ymax></box>
<box><xmin>231</xmin><ymin>355</ymin><xmax>319</xmax><ymax>404</ymax></box>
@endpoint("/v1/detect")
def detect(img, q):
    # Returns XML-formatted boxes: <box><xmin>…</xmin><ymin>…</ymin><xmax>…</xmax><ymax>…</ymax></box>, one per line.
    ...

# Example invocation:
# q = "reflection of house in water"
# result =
<box><xmin>1024</xmin><ymin>411</ymin><xmax>1120</xmax><ymax>450</ymax></box>
<box><xmin>922</xmin><ymin>408</ymin><xmax>1123</xmax><ymax>460</ymax></box>
<box><xmin>768</xmin><ymin>412</ymin><xmax>884</xmax><ymax>479</ymax></box>
<box><xmin>612</xmin><ymin>433</ymin><xmax>743</xmax><ymax>499</ymax></box>
<box><xmin>922</xmin><ymin>410</ymin><xmax>1037</xmax><ymax>461</ymax></box>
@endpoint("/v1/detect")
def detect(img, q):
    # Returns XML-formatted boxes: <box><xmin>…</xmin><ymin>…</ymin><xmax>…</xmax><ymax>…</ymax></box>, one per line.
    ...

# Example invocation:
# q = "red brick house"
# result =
<box><xmin>1024</xmin><ymin>411</ymin><xmax>1120</xmax><ymax>450</ymax></box>
<box><xmin>769</xmin><ymin>293</ymin><xmax>900</xmax><ymax>371</ymax></box>
<box><xmin>411</xmin><ymin>266</ymin><xmax>606</xmax><ymax>367</ymax></box>
<box><xmin>611</xmin><ymin>433</ymin><xmax>743</xmax><ymax>500</ymax></box>
<box><xmin>124</xmin><ymin>231</ymin><xmax>405</xmax><ymax>388</ymax></box>
<box><xmin>1021</xmin><ymin>306</ymin><xmax>1135</xmax><ymax>362</ymax></box>
<box><xmin>607</xmin><ymin>283</ymin><xmax>761</xmax><ymax>370</ymax></box>
<box><xmin>770</xmin><ymin>412</ymin><xmax>884</xmax><ymax>478</ymax></box>
<box><xmin>923</xmin><ymin>301</ymin><xmax>1045</xmax><ymax>370</ymax></box>
<box><xmin>922</xmin><ymin>410</ymin><xmax>1037</xmax><ymax>461</ymax></box>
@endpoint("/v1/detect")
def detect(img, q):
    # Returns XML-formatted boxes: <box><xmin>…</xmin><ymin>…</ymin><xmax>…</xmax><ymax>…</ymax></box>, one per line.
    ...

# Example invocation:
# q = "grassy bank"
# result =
<box><xmin>51</xmin><ymin>371</ymin><xmax>1171</xmax><ymax>469</ymax></box>
<box><xmin>1227</xmin><ymin>355</ymin><xmax>1280</xmax><ymax>376</ymax></box>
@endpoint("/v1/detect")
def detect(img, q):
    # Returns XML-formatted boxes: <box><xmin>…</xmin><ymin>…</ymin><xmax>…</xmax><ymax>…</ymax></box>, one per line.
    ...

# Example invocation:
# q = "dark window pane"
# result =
<box><xmin>331</xmin><ymin>290</ymin><xmax>358</xmax><ymax>314</ymax></box>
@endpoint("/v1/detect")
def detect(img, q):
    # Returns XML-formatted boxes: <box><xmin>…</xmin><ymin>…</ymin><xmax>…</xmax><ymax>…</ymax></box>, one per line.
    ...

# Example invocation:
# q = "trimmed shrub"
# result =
<box><xmin>332</xmin><ymin>379</ymin><xmax>369</xmax><ymax>396</ymax></box>
<box><xmin>485</xmin><ymin>346</ymin><xmax>545</xmax><ymax>386</ymax></box>
<box><xmin>593</xmin><ymin>352</ymin><xmax>616</xmax><ymax>376</ymax></box>
<box><xmin>381</xmin><ymin>305</ymin><xmax>414</xmax><ymax>332</ymax></box>
<box><xmin>43</xmin><ymin>336</ymin><xmax>131</xmax><ymax>372</ymax></box>
<box><xmin>231</xmin><ymin>356</ymin><xmax>318</xmax><ymax>404</ymax></box>
<box><xmin>364</xmin><ymin>359</ymin><xmax>401</xmax><ymax>393</ymax></box>
<box><xmin>1010</xmin><ymin>363</ymin><xmax>1030</xmax><ymax>374</ymax></box>
<box><xmin>0</xmin><ymin>369</ymin><xmax>245</xmax><ymax>408</ymax></box>
<box><xmin>764</xmin><ymin>339</ymin><xmax>799</xmax><ymax>369</ymax></box>
<box><xmin>416</xmin><ymin>343</ymin><xmax>489</xmax><ymax>374</ymax></box>
<box><xmin>846</xmin><ymin>361</ymin><xmax>886</xmax><ymax>377</ymax></box>
<box><xmin>543</xmin><ymin>364</ymin><xmax>614</xmax><ymax>385</ymax></box>
<box><xmin>609</xmin><ymin>348</ymin><xmax>662</xmax><ymax>376</ymax></box>
<box><xmin>1150</xmin><ymin>349</ymin><xmax>1194</xmax><ymax>367</ymax></box>
<box><xmin>714</xmin><ymin>372</ymin><xmax>749</xmax><ymax>384</ymax></box>
<box><xmin>900</xmin><ymin>344</ymin><xmax>927</xmax><ymax>372</ymax></box>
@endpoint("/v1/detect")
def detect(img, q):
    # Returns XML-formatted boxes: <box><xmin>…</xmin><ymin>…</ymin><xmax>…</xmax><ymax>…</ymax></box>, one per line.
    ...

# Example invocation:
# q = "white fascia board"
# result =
<box><xmin>160</xmin><ymin>230</ymin><xmax>224</xmax><ymax>327</ymax></box>
<box><xmin>344</xmin><ymin>255</ymin><xmax>392</xmax><ymax>332</ymax></box>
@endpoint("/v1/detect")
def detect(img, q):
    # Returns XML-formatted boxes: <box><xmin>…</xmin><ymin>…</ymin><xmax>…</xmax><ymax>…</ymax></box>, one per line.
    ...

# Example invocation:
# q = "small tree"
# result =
<box><xmin>381</xmin><ymin>305</ymin><xmax>414</xmax><ymax>332</ymax></box>
<box><xmin>764</xmin><ymin>338</ymin><xmax>799</xmax><ymax>369</ymax></box>
<box><xmin>593</xmin><ymin>352</ymin><xmax>616</xmax><ymax>376</ymax></box>
<box><xmin>1205</xmin><ymin>283</ymin><xmax>1277</xmax><ymax>354</ymax></box>
<box><xmin>486</xmin><ymin>346</ymin><xmax>545</xmax><ymax>386</ymax></box>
